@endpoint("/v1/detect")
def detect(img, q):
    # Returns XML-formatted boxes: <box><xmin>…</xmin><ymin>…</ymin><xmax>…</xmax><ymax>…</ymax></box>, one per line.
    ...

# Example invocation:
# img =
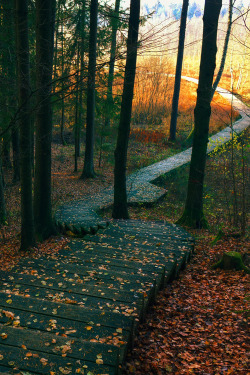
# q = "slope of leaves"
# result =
<box><xmin>123</xmin><ymin>234</ymin><xmax>249</xmax><ymax>375</ymax></box>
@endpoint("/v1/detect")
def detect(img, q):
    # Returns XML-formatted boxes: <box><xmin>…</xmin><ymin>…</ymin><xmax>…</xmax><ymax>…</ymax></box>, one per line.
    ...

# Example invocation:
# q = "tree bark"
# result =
<box><xmin>177</xmin><ymin>0</ymin><xmax>222</xmax><ymax>228</ymax></box>
<box><xmin>81</xmin><ymin>0</ymin><xmax>98</xmax><ymax>179</ymax></box>
<box><xmin>74</xmin><ymin>43</ymin><xmax>80</xmax><ymax>172</ymax></box>
<box><xmin>211</xmin><ymin>0</ymin><xmax>233</xmax><ymax>97</ymax></box>
<box><xmin>112</xmin><ymin>0</ymin><xmax>140</xmax><ymax>219</ymax></box>
<box><xmin>11</xmin><ymin>126</ymin><xmax>20</xmax><ymax>183</ymax></box>
<box><xmin>60</xmin><ymin>17</ymin><xmax>66</xmax><ymax>146</ymax></box>
<box><xmin>34</xmin><ymin>0</ymin><xmax>56</xmax><ymax>240</ymax></box>
<box><xmin>0</xmin><ymin>148</ymin><xmax>7</xmax><ymax>226</ymax></box>
<box><xmin>74</xmin><ymin>0</ymin><xmax>87</xmax><ymax>170</ymax></box>
<box><xmin>77</xmin><ymin>0</ymin><xmax>86</xmax><ymax>159</ymax></box>
<box><xmin>105</xmin><ymin>0</ymin><xmax>121</xmax><ymax>128</ymax></box>
<box><xmin>15</xmin><ymin>0</ymin><xmax>36</xmax><ymax>250</ymax></box>
<box><xmin>169</xmin><ymin>0</ymin><xmax>189</xmax><ymax>141</ymax></box>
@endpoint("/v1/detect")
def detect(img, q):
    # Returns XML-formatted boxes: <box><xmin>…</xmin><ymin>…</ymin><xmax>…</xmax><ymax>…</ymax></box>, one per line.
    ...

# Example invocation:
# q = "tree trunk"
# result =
<box><xmin>77</xmin><ymin>0</ymin><xmax>86</xmax><ymax>159</ymax></box>
<box><xmin>60</xmin><ymin>19</ymin><xmax>66</xmax><ymax>146</ymax></box>
<box><xmin>105</xmin><ymin>0</ymin><xmax>121</xmax><ymax>128</ymax></box>
<box><xmin>11</xmin><ymin>126</ymin><xmax>20</xmax><ymax>183</ymax></box>
<box><xmin>34</xmin><ymin>0</ymin><xmax>56</xmax><ymax>240</ymax></box>
<box><xmin>15</xmin><ymin>0</ymin><xmax>36</xmax><ymax>250</ymax></box>
<box><xmin>212</xmin><ymin>251</ymin><xmax>250</xmax><ymax>273</ymax></box>
<box><xmin>74</xmin><ymin>43</ymin><xmax>80</xmax><ymax>172</ymax></box>
<box><xmin>177</xmin><ymin>0</ymin><xmax>222</xmax><ymax>228</ymax></box>
<box><xmin>2</xmin><ymin>134</ymin><xmax>12</xmax><ymax>169</ymax></box>
<box><xmin>169</xmin><ymin>0</ymin><xmax>189</xmax><ymax>142</ymax></box>
<box><xmin>81</xmin><ymin>0</ymin><xmax>98</xmax><ymax>179</ymax></box>
<box><xmin>0</xmin><ymin>146</ymin><xmax>7</xmax><ymax>226</ymax></box>
<box><xmin>112</xmin><ymin>0</ymin><xmax>140</xmax><ymax>219</ymax></box>
<box><xmin>211</xmin><ymin>0</ymin><xmax>233</xmax><ymax>97</ymax></box>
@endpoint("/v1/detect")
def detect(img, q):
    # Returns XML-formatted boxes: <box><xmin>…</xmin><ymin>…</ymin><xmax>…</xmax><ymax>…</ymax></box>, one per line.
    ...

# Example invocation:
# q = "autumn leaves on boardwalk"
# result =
<box><xmin>0</xmin><ymin>220</ymin><xmax>193</xmax><ymax>374</ymax></box>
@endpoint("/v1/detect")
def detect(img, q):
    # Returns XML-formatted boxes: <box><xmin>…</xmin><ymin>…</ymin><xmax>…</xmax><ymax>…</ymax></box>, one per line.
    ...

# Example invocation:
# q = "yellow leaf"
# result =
<box><xmin>85</xmin><ymin>326</ymin><xmax>93</xmax><ymax>331</ymax></box>
<box><xmin>96</xmin><ymin>359</ymin><xmax>103</xmax><ymax>365</ymax></box>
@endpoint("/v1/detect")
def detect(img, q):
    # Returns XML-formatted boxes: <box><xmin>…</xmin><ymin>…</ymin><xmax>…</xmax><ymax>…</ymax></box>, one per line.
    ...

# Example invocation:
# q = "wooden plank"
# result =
<box><xmin>0</xmin><ymin>324</ymin><xmax>120</xmax><ymax>368</ymax></box>
<box><xmin>0</xmin><ymin>282</ymin><xmax>141</xmax><ymax>321</ymax></box>
<box><xmin>61</xmin><ymin>245</ymin><xmax>178</xmax><ymax>275</ymax></box>
<box><xmin>15</xmin><ymin>255</ymin><xmax>165</xmax><ymax>294</ymax></box>
<box><xmin>46</xmin><ymin>251</ymin><xmax>167</xmax><ymax>278</ymax></box>
<box><xmin>0</xmin><ymin>343</ymin><xmax>117</xmax><ymax>375</ymax></box>
<box><xmin>0</xmin><ymin>271</ymin><xmax>145</xmax><ymax>308</ymax></box>
<box><xmin>112</xmin><ymin>219</ymin><xmax>194</xmax><ymax>239</ymax></box>
<box><xmin>23</xmin><ymin>256</ymin><xmax>168</xmax><ymax>291</ymax></box>
<box><xmin>0</xmin><ymin>293</ymin><xmax>134</xmax><ymax>332</ymax></box>
<box><xmin>0</xmin><ymin>306</ymin><xmax>130</xmax><ymax>356</ymax></box>
<box><xmin>0</xmin><ymin>272</ymin><xmax>147</xmax><ymax>322</ymax></box>
<box><xmin>64</xmin><ymin>240</ymin><xmax>179</xmax><ymax>265</ymax></box>
<box><xmin>13</xmin><ymin>259</ymin><xmax>158</xmax><ymax>295</ymax></box>
<box><xmin>0</xmin><ymin>364</ymin><xmax>14</xmax><ymax>374</ymax></box>
<box><xmin>81</xmin><ymin>233</ymin><xmax>191</xmax><ymax>256</ymax></box>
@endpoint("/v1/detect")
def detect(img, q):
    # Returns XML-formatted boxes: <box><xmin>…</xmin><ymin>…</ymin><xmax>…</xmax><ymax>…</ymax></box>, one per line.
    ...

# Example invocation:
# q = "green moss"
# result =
<box><xmin>212</xmin><ymin>251</ymin><xmax>250</xmax><ymax>274</ymax></box>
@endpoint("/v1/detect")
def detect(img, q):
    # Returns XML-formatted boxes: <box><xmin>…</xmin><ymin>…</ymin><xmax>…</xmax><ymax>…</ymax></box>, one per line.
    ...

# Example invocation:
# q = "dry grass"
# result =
<box><xmin>132</xmin><ymin>74</ymin><xmax>239</xmax><ymax>143</ymax></box>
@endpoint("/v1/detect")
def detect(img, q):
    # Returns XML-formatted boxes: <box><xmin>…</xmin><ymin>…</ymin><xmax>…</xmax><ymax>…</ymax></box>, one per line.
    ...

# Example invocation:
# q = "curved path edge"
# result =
<box><xmin>55</xmin><ymin>79</ymin><xmax>250</xmax><ymax>234</ymax></box>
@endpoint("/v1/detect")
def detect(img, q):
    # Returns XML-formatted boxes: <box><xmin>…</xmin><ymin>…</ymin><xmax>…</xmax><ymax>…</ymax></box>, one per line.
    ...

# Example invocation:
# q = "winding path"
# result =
<box><xmin>55</xmin><ymin>79</ymin><xmax>250</xmax><ymax>234</ymax></box>
<box><xmin>0</xmin><ymin>79</ymin><xmax>248</xmax><ymax>375</ymax></box>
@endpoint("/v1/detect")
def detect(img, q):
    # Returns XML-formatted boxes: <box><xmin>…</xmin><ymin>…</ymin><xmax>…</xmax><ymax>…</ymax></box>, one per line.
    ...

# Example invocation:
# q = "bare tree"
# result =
<box><xmin>212</xmin><ymin>0</ymin><xmax>234</xmax><ymax>97</ymax></box>
<box><xmin>169</xmin><ymin>0</ymin><xmax>189</xmax><ymax>141</ymax></box>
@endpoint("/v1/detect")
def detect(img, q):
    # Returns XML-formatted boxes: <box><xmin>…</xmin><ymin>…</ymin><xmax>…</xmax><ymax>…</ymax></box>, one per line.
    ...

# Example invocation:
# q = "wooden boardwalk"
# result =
<box><xmin>0</xmin><ymin>220</ymin><xmax>193</xmax><ymax>374</ymax></box>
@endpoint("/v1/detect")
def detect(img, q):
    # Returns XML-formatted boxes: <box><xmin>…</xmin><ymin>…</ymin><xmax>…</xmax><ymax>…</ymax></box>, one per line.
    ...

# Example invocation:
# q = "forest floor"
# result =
<box><xmin>1</xmin><ymin>123</ymin><xmax>249</xmax><ymax>374</ymax></box>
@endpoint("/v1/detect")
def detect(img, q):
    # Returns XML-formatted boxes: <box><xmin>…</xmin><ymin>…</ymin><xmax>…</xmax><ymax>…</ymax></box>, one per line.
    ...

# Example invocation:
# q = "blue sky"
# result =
<box><xmin>121</xmin><ymin>0</ymin><xmax>250</xmax><ymax>18</ymax></box>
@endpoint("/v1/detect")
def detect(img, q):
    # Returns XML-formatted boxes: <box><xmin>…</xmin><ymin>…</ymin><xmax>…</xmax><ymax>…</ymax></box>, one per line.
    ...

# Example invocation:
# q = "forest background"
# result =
<box><xmin>0</xmin><ymin>0</ymin><xmax>249</xmax><ymax>265</ymax></box>
<box><xmin>0</xmin><ymin>1</ymin><xmax>249</xmax><ymax>373</ymax></box>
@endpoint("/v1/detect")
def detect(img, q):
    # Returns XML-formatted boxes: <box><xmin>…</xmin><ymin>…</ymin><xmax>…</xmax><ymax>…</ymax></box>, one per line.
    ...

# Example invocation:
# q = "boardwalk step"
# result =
<box><xmin>0</xmin><ymin>324</ymin><xmax>119</xmax><ymax>373</ymax></box>
<box><xmin>0</xmin><ymin>219</ymin><xmax>193</xmax><ymax>374</ymax></box>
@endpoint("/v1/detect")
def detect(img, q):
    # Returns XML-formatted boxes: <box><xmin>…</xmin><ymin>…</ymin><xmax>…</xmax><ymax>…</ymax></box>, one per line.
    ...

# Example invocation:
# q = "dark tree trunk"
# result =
<box><xmin>34</xmin><ymin>0</ymin><xmax>56</xmax><ymax>240</ymax></box>
<box><xmin>60</xmin><ymin>19</ymin><xmax>66</xmax><ymax>146</ymax></box>
<box><xmin>11</xmin><ymin>126</ymin><xmax>20</xmax><ymax>183</ymax></box>
<box><xmin>169</xmin><ymin>0</ymin><xmax>189</xmax><ymax>142</ymax></box>
<box><xmin>177</xmin><ymin>0</ymin><xmax>222</xmax><ymax>228</ymax></box>
<box><xmin>77</xmin><ymin>0</ymin><xmax>86</xmax><ymax>159</ymax></box>
<box><xmin>2</xmin><ymin>135</ymin><xmax>12</xmax><ymax>169</ymax></box>
<box><xmin>15</xmin><ymin>0</ymin><xmax>36</xmax><ymax>250</ymax></box>
<box><xmin>211</xmin><ymin>0</ymin><xmax>233</xmax><ymax>97</ymax></box>
<box><xmin>1</xmin><ymin>0</ymin><xmax>16</xmax><ymax>171</ymax></box>
<box><xmin>105</xmin><ymin>0</ymin><xmax>121</xmax><ymax>128</ymax></box>
<box><xmin>0</xmin><ymin>148</ymin><xmax>7</xmax><ymax>226</ymax></box>
<box><xmin>81</xmin><ymin>0</ymin><xmax>98</xmax><ymax>179</ymax></box>
<box><xmin>74</xmin><ymin>44</ymin><xmax>80</xmax><ymax>172</ymax></box>
<box><xmin>74</xmin><ymin>1</ymin><xmax>87</xmax><ymax>170</ymax></box>
<box><xmin>112</xmin><ymin>0</ymin><xmax>140</xmax><ymax>219</ymax></box>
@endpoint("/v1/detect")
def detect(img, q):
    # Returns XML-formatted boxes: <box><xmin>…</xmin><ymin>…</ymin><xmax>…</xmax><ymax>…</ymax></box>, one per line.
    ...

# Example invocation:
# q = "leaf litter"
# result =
<box><xmin>122</xmin><ymin>233</ymin><xmax>249</xmax><ymax>375</ymax></box>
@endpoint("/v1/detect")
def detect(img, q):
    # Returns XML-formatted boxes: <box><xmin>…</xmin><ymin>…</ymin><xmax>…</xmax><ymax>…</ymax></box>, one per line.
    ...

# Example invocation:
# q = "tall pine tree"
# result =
<box><xmin>34</xmin><ymin>0</ymin><xmax>56</xmax><ymax>240</ymax></box>
<box><xmin>15</xmin><ymin>0</ymin><xmax>36</xmax><ymax>250</ymax></box>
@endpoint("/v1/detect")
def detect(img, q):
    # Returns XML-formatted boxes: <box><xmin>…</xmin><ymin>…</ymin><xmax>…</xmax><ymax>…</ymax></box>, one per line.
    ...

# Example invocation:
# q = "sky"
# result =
<box><xmin>121</xmin><ymin>0</ymin><xmax>250</xmax><ymax>18</ymax></box>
